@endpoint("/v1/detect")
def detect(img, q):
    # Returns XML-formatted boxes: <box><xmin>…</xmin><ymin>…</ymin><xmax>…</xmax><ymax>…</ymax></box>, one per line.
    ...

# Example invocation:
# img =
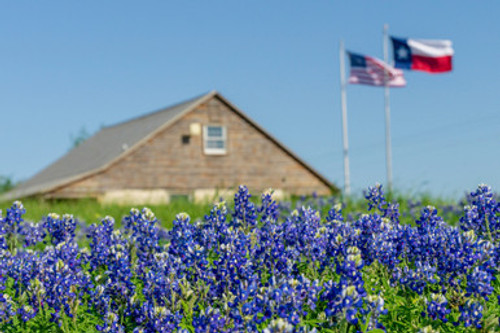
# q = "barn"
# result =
<box><xmin>3</xmin><ymin>91</ymin><xmax>336</xmax><ymax>203</ymax></box>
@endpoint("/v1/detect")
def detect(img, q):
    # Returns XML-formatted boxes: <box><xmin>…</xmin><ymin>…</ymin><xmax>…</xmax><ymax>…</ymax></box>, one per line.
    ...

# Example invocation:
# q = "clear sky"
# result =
<box><xmin>1</xmin><ymin>1</ymin><xmax>499</xmax><ymax>198</ymax></box>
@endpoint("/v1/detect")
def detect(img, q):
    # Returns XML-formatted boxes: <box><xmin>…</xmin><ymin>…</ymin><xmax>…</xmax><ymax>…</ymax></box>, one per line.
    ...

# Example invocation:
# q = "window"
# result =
<box><xmin>203</xmin><ymin>125</ymin><xmax>227</xmax><ymax>155</ymax></box>
<box><xmin>181</xmin><ymin>135</ymin><xmax>190</xmax><ymax>145</ymax></box>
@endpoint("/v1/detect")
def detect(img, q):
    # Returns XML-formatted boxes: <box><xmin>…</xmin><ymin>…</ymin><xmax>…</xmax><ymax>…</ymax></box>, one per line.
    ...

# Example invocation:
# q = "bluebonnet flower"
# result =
<box><xmin>18</xmin><ymin>221</ymin><xmax>46</xmax><ymax>247</ymax></box>
<box><xmin>460</xmin><ymin>184</ymin><xmax>500</xmax><ymax>242</ymax></box>
<box><xmin>364</xmin><ymin>184</ymin><xmax>400</xmax><ymax>224</ymax></box>
<box><xmin>365</xmin><ymin>294</ymin><xmax>388</xmax><ymax>331</ymax></box>
<box><xmin>96</xmin><ymin>311</ymin><xmax>125</xmax><ymax>332</ymax></box>
<box><xmin>0</xmin><ymin>293</ymin><xmax>15</xmax><ymax>323</ymax></box>
<box><xmin>168</xmin><ymin>212</ymin><xmax>200</xmax><ymax>270</ymax></box>
<box><xmin>1</xmin><ymin>201</ymin><xmax>25</xmax><ymax>235</ymax></box>
<box><xmin>324</xmin><ymin>284</ymin><xmax>363</xmax><ymax>324</ymax></box>
<box><xmin>88</xmin><ymin>216</ymin><xmax>135</xmax><ymax>323</ymax></box>
<box><xmin>365</xmin><ymin>184</ymin><xmax>386</xmax><ymax>212</ymax></box>
<box><xmin>0</xmin><ymin>184</ymin><xmax>499</xmax><ymax>332</ymax></box>
<box><xmin>371</xmin><ymin>220</ymin><xmax>403</xmax><ymax>269</ymax></box>
<box><xmin>0</xmin><ymin>201</ymin><xmax>26</xmax><ymax>253</ymax></box>
<box><xmin>18</xmin><ymin>304</ymin><xmax>36</xmax><ymax>322</ymax></box>
<box><xmin>465</xmin><ymin>267</ymin><xmax>494</xmax><ymax>300</ymax></box>
<box><xmin>192</xmin><ymin>307</ymin><xmax>227</xmax><ymax>333</ymax></box>
<box><xmin>415</xmin><ymin>206</ymin><xmax>444</xmax><ymax>231</ymax></box>
<box><xmin>87</xmin><ymin>216</ymin><xmax>116</xmax><ymax>269</ymax></box>
<box><xmin>456</xmin><ymin>299</ymin><xmax>483</xmax><ymax>328</ymax></box>
<box><xmin>123</xmin><ymin>208</ymin><xmax>160</xmax><ymax>270</ymax></box>
<box><xmin>326</xmin><ymin>203</ymin><xmax>344</xmax><ymax>223</ymax></box>
<box><xmin>134</xmin><ymin>302</ymin><xmax>182</xmax><ymax>333</ymax></box>
<box><xmin>43</xmin><ymin>213</ymin><xmax>77</xmax><ymax>245</ymax></box>
<box><xmin>393</xmin><ymin>261</ymin><xmax>437</xmax><ymax>295</ymax></box>
<box><xmin>41</xmin><ymin>241</ymin><xmax>90</xmax><ymax>322</ymax></box>
<box><xmin>425</xmin><ymin>293</ymin><xmax>450</xmax><ymax>322</ymax></box>
<box><xmin>258</xmin><ymin>189</ymin><xmax>280</xmax><ymax>224</ymax></box>
<box><xmin>322</xmin><ymin>246</ymin><xmax>366</xmax><ymax>325</ymax></box>
<box><xmin>0</xmin><ymin>236</ymin><xmax>10</xmax><ymax>291</ymax></box>
<box><xmin>232</xmin><ymin>185</ymin><xmax>258</xmax><ymax>230</ymax></box>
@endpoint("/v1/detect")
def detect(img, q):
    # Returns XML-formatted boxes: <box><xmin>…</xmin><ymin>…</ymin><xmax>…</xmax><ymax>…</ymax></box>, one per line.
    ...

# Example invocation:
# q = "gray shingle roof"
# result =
<box><xmin>3</xmin><ymin>92</ymin><xmax>212</xmax><ymax>200</ymax></box>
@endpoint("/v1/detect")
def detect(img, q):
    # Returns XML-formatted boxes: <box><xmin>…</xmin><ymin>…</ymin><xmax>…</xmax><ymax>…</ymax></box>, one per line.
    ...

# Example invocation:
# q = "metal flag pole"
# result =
<box><xmin>383</xmin><ymin>24</ymin><xmax>393</xmax><ymax>192</ymax></box>
<box><xmin>339</xmin><ymin>40</ymin><xmax>351</xmax><ymax>196</ymax></box>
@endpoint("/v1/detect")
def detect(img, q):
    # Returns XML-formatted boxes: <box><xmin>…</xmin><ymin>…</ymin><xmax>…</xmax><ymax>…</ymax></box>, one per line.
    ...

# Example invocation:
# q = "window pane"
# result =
<box><xmin>204</xmin><ymin>125</ymin><xmax>226</xmax><ymax>154</ymax></box>
<box><xmin>206</xmin><ymin>140</ymin><xmax>225</xmax><ymax>149</ymax></box>
<box><xmin>207</xmin><ymin>126</ymin><xmax>223</xmax><ymax>138</ymax></box>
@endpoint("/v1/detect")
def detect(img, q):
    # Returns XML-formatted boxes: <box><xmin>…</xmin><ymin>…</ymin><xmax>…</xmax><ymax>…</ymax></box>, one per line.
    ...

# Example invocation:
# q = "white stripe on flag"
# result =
<box><xmin>407</xmin><ymin>39</ymin><xmax>454</xmax><ymax>57</ymax></box>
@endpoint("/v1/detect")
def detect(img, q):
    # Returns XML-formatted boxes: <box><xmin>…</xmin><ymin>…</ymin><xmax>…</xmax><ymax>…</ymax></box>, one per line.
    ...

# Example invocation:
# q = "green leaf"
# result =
<box><xmin>359</xmin><ymin>312</ymin><xmax>371</xmax><ymax>332</ymax></box>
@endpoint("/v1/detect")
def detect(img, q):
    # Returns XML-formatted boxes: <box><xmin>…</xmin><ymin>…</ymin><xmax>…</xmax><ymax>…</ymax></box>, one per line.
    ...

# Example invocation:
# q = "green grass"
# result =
<box><xmin>1</xmin><ymin>198</ymin><xmax>212</xmax><ymax>229</ymax></box>
<box><xmin>1</xmin><ymin>190</ymin><xmax>463</xmax><ymax>230</ymax></box>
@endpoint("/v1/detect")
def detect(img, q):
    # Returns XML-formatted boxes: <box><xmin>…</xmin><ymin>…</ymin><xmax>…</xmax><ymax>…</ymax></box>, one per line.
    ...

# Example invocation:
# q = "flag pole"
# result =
<box><xmin>339</xmin><ymin>40</ymin><xmax>351</xmax><ymax>196</ymax></box>
<box><xmin>383</xmin><ymin>24</ymin><xmax>393</xmax><ymax>193</ymax></box>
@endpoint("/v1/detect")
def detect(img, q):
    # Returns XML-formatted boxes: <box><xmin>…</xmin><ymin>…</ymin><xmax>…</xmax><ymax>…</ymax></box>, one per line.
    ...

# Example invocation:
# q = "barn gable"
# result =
<box><xmin>3</xmin><ymin>92</ymin><xmax>336</xmax><ymax>202</ymax></box>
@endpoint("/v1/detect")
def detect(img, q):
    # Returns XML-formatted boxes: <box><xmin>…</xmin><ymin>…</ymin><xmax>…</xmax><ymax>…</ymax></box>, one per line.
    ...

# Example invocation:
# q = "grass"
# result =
<box><xmin>1</xmin><ymin>197</ymin><xmax>213</xmax><ymax>229</ymax></box>
<box><xmin>0</xmin><ymin>189</ymin><xmax>465</xmax><ymax>230</ymax></box>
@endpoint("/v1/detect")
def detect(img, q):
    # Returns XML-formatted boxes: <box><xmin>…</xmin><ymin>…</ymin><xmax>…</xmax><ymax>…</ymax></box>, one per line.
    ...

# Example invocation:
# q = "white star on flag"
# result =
<box><xmin>397</xmin><ymin>47</ymin><xmax>408</xmax><ymax>59</ymax></box>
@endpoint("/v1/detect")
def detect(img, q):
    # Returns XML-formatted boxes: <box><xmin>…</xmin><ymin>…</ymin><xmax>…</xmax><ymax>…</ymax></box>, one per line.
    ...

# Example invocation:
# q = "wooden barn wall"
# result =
<box><xmin>48</xmin><ymin>97</ymin><xmax>331</xmax><ymax>198</ymax></box>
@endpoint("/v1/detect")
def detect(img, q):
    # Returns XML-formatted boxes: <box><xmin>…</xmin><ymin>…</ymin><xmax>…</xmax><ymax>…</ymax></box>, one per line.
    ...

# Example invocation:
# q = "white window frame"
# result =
<box><xmin>203</xmin><ymin>125</ymin><xmax>227</xmax><ymax>155</ymax></box>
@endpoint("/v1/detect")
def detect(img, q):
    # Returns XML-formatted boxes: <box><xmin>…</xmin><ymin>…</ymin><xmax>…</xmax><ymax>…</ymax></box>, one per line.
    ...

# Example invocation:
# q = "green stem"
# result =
<box><xmin>62</xmin><ymin>313</ymin><xmax>71</xmax><ymax>333</ymax></box>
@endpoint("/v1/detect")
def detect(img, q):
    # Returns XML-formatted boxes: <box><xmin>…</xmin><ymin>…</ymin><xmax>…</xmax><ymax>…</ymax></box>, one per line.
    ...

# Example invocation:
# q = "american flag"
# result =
<box><xmin>348</xmin><ymin>51</ymin><xmax>406</xmax><ymax>87</ymax></box>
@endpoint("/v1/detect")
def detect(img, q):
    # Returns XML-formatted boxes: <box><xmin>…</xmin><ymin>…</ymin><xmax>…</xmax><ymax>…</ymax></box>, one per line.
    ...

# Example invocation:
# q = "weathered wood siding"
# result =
<box><xmin>48</xmin><ymin>96</ymin><xmax>332</xmax><ymax>198</ymax></box>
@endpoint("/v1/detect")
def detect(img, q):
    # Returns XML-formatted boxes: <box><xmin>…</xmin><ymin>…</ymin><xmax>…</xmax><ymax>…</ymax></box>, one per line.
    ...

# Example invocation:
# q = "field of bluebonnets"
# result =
<box><xmin>0</xmin><ymin>184</ymin><xmax>499</xmax><ymax>332</ymax></box>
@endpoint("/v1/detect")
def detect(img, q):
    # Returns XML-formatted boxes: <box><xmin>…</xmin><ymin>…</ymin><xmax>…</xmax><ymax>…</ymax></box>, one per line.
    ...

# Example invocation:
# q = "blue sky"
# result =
<box><xmin>1</xmin><ymin>1</ymin><xmax>499</xmax><ymax>198</ymax></box>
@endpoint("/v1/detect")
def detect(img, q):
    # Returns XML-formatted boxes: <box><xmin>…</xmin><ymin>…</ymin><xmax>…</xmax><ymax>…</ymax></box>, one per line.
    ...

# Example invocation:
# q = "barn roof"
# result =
<box><xmin>3</xmin><ymin>91</ymin><xmax>335</xmax><ymax>200</ymax></box>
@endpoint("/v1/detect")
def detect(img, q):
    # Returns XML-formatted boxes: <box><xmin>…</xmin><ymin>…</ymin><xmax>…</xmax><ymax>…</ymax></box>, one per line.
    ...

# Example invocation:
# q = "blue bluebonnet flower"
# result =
<box><xmin>43</xmin><ymin>213</ymin><xmax>77</xmax><ymax>245</ymax></box>
<box><xmin>465</xmin><ymin>267</ymin><xmax>494</xmax><ymax>300</ymax></box>
<box><xmin>393</xmin><ymin>261</ymin><xmax>436</xmax><ymax>295</ymax></box>
<box><xmin>455</xmin><ymin>299</ymin><xmax>483</xmax><ymax>328</ymax></box>
<box><xmin>232</xmin><ymin>185</ymin><xmax>258</xmax><ymax>229</ymax></box>
<box><xmin>365</xmin><ymin>294</ymin><xmax>388</xmax><ymax>331</ymax></box>
<box><xmin>258</xmin><ymin>189</ymin><xmax>280</xmax><ymax>224</ymax></box>
<box><xmin>326</xmin><ymin>203</ymin><xmax>344</xmax><ymax>223</ymax></box>
<box><xmin>364</xmin><ymin>184</ymin><xmax>400</xmax><ymax>224</ymax></box>
<box><xmin>123</xmin><ymin>208</ymin><xmax>160</xmax><ymax>270</ymax></box>
<box><xmin>96</xmin><ymin>311</ymin><xmax>125</xmax><ymax>332</ymax></box>
<box><xmin>87</xmin><ymin>216</ymin><xmax>116</xmax><ymax>269</ymax></box>
<box><xmin>460</xmin><ymin>184</ymin><xmax>500</xmax><ymax>242</ymax></box>
<box><xmin>18</xmin><ymin>304</ymin><xmax>36</xmax><ymax>322</ymax></box>
<box><xmin>1</xmin><ymin>201</ymin><xmax>25</xmax><ymax>235</ymax></box>
<box><xmin>42</xmin><ymin>241</ymin><xmax>90</xmax><ymax>322</ymax></box>
<box><xmin>415</xmin><ymin>206</ymin><xmax>444</xmax><ymax>231</ymax></box>
<box><xmin>88</xmin><ymin>216</ymin><xmax>135</xmax><ymax>322</ymax></box>
<box><xmin>0</xmin><ymin>293</ymin><xmax>16</xmax><ymax>323</ymax></box>
<box><xmin>322</xmin><ymin>246</ymin><xmax>366</xmax><ymax>325</ymax></box>
<box><xmin>18</xmin><ymin>221</ymin><xmax>46</xmax><ymax>247</ymax></box>
<box><xmin>365</xmin><ymin>184</ymin><xmax>387</xmax><ymax>212</ymax></box>
<box><xmin>0</xmin><ymin>184</ymin><xmax>499</xmax><ymax>332</ymax></box>
<box><xmin>134</xmin><ymin>302</ymin><xmax>182</xmax><ymax>333</ymax></box>
<box><xmin>425</xmin><ymin>293</ymin><xmax>450</xmax><ymax>322</ymax></box>
<box><xmin>192</xmin><ymin>307</ymin><xmax>227</xmax><ymax>333</ymax></box>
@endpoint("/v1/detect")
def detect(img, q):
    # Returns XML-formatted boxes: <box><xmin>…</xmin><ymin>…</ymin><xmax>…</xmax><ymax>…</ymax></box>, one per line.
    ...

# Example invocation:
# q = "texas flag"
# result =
<box><xmin>391</xmin><ymin>37</ymin><xmax>454</xmax><ymax>73</ymax></box>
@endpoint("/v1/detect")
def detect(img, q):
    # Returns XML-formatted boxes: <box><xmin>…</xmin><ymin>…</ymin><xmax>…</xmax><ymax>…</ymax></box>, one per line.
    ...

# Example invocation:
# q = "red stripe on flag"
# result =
<box><xmin>411</xmin><ymin>55</ymin><xmax>452</xmax><ymax>73</ymax></box>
